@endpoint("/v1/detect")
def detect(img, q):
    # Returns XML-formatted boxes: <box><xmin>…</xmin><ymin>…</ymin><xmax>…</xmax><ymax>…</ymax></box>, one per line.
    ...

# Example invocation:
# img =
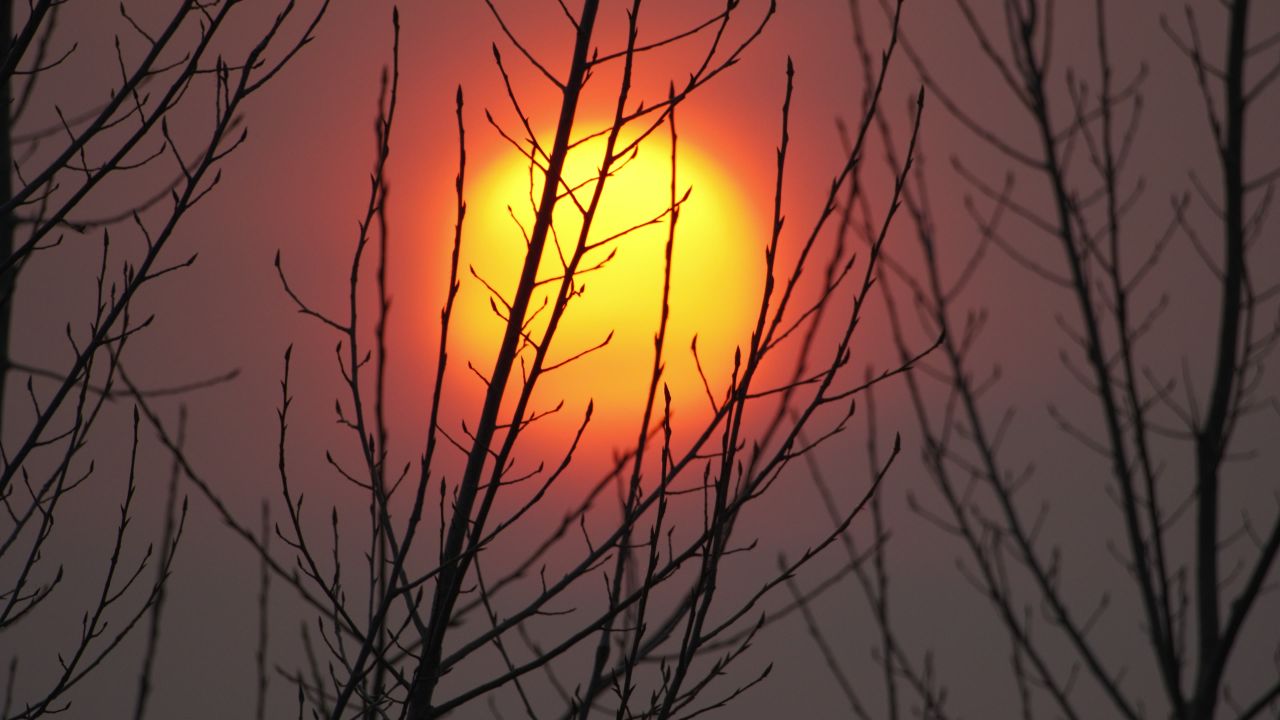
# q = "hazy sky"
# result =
<box><xmin>5</xmin><ymin>1</ymin><xmax>1279</xmax><ymax>718</ymax></box>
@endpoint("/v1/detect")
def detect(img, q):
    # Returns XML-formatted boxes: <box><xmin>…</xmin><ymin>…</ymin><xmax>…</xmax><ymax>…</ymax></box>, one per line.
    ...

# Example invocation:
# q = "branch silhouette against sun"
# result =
<box><xmin>120</xmin><ymin>0</ymin><xmax>932</xmax><ymax>717</ymax></box>
<box><xmin>8</xmin><ymin>1</ymin><xmax>1273</xmax><ymax>718</ymax></box>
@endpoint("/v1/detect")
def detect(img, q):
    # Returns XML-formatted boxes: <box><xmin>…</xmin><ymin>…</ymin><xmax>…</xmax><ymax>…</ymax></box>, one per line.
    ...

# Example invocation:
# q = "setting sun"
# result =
<box><xmin>452</xmin><ymin>126</ymin><xmax>764</xmax><ymax>435</ymax></box>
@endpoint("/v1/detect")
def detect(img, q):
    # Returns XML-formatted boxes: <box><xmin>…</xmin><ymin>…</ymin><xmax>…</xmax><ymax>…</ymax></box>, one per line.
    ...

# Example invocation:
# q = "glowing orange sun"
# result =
<box><xmin>453</xmin><ymin>127</ymin><xmax>763</xmax><ymax>439</ymax></box>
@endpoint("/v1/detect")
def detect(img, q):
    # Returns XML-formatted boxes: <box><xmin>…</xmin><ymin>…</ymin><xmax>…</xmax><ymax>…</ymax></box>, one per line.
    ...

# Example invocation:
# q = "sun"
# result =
<box><xmin>451</xmin><ymin>126</ymin><xmax>763</xmax><ymax>440</ymax></box>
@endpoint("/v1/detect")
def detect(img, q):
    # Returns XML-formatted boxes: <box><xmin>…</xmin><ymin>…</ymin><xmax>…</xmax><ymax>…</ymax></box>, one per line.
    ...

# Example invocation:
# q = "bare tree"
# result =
<box><xmin>0</xmin><ymin>2</ymin><xmax>327</xmax><ymax>716</ymax></box>
<box><xmin>121</xmin><ymin>0</ymin><xmax>939</xmax><ymax>717</ymax></box>
<box><xmin>789</xmin><ymin>1</ymin><xmax>1280</xmax><ymax>718</ymax></box>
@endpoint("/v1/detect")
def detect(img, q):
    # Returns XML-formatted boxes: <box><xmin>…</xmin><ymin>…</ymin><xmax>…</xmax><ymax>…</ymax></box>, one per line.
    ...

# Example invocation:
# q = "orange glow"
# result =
<box><xmin>452</xmin><ymin>127</ymin><xmax>764</xmax><ymax>438</ymax></box>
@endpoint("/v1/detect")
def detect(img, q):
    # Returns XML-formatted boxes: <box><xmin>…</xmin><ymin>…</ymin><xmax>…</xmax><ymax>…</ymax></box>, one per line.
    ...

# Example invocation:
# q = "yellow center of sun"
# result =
<box><xmin>454</xmin><ymin>131</ymin><xmax>762</xmax><ymax>438</ymax></box>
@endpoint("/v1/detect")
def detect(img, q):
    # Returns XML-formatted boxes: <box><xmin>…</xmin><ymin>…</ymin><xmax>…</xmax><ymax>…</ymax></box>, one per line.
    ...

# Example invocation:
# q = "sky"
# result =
<box><xmin>4</xmin><ymin>1</ymin><xmax>1279</xmax><ymax>718</ymax></box>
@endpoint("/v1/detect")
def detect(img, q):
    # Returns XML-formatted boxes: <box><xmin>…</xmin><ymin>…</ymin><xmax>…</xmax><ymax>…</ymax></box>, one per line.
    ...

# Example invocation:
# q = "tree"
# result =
<box><xmin>7</xmin><ymin>0</ymin><xmax>935</xmax><ymax>717</ymax></box>
<box><xmin>790</xmin><ymin>1</ymin><xmax>1280</xmax><ymax>718</ymax></box>
<box><xmin>14</xmin><ymin>1</ymin><xmax>1269</xmax><ymax>718</ymax></box>
<box><xmin>0</xmin><ymin>2</ymin><xmax>327</xmax><ymax>716</ymax></box>
<box><xmin>189</xmin><ymin>1</ymin><xmax>934</xmax><ymax>716</ymax></box>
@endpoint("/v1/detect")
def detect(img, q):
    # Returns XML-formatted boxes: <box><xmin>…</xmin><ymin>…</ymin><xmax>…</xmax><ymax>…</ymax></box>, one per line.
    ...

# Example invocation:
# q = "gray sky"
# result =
<box><xmin>4</xmin><ymin>1</ymin><xmax>1279</xmax><ymax>717</ymax></box>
